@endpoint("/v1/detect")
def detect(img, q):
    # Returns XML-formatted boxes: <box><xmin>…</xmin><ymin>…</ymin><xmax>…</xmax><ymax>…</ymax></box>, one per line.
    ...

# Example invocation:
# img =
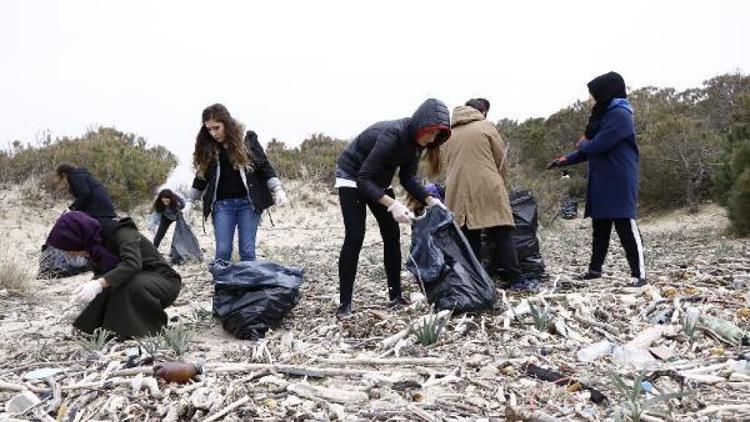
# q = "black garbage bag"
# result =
<box><xmin>406</xmin><ymin>207</ymin><xmax>496</xmax><ymax>313</ymax></box>
<box><xmin>169</xmin><ymin>214</ymin><xmax>203</xmax><ymax>265</ymax></box>
<box><xmin>38</xmin><ymin>244</ymin><xmax>91</xmax><ymax>279</ymax></box>
<box><xmin>561</xmin><ymin>198</ymin><xmax>578</xmax><ymax>220</ymax></box>
<box><xmin>210</xmin><ymin>259</ymin><xmax>303</xmax><ymax>340</ymax></box>
<box><xmin>482</xmin><ymin>189</ymin><xmax>546</xmax><ymax>280</ymax></box>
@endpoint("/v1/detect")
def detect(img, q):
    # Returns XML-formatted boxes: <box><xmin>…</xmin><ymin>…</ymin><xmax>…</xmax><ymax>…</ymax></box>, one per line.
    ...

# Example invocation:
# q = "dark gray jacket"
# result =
<box><xmin>67</xmin><ymin>168</ymin><xmax>116</xmax><ymax>220</ymax></box>
<box><xmin>336</xmin><ymin>98</ymin><xmax>450</xmax><ymax>203</ymax></box>
<box><xmin>190</xmin><ymin>131</ymin><xmax>281</xmax><ymax>220</ymax></box>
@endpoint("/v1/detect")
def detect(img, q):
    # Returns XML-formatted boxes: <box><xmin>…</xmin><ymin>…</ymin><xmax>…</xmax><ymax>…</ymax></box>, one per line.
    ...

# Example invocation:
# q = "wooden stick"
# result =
<box><xmin>322</xmin><ymin>357</ymin><xmax>446</xmax><ymax>366</ymax></box>
<box><xmin>203</xmin><ymin>395</ymin><xmax>250</xmax><ymax>422</ymax></box>
<box><xmin>0</xmin><ymin>380</ymin><xmax>27</xmax><ymax>391</ymax></box>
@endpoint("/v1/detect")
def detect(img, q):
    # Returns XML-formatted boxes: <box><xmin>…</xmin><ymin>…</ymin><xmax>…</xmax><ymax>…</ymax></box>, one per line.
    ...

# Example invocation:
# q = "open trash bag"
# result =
<box><xmin>210</xmin><ymin>259</ymin><xmax>303</xmax><ymax>340</ymax></box>
<box><xmin>38</xmin><ymin>244</ymin><xmax>91</xmax><ymax>279</ymax></box>
<box><xmin>406</xmin><ymin>207</ymin><xmax>496</xmax><ymax>313</ymax></box>
<box><xmin>169</xmin><ymin>214</ymin><xmax>203</xmax><ymax>265</ymax></box>
<box><xmin>482</xmin><ymin>189</ymin><xmax>546</xmax><ymax>280</ymax></box>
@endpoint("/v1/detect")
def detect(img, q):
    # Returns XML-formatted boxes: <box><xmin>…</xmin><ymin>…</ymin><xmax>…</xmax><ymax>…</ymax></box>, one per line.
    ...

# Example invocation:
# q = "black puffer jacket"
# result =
<box><xmin>66</xmin><ymin>168</ymin><xmax>116</xmax><ymax>220</ymax></box>
<box><xmin>191</xmin><ymin>131</ymin><xmax>280</xmax><ymax>220</ymax></box>
<box><xmin>336</xmin><ymin>98</ymin><xmax>451</xmax><ymax>204</ymax></box>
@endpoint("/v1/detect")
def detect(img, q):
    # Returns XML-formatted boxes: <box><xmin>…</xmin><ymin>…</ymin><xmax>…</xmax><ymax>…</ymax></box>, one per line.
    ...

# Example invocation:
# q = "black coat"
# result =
<box><xmin>336</xmin><ymin>98</ymin><xmax>450</xmax><ymax>204</ymax></box>
<box><xmin>191</xmin><ymin>131</ymin><xmax>278</xmax><ymax>220</ymax></box>
<box><xmin>66</xmin><ymin>168</ymin><xmax>116</xmax><ymax>220</ymax></box>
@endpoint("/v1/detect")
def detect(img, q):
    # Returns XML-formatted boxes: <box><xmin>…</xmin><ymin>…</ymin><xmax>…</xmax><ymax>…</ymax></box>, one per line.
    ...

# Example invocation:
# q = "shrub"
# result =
<box><xmin>0</xmin><ymin>127</ymin><xmax>177</xmax><ymax>210</ymax></box>
<box><xmin>266</xmin><ymin>133</ymin><xmax>347</xmax><ymax>185</ymax></box>
<box><xmin>715</xmin><ymin>92</ymin><xmax>750</xmax><ymax>235</ymax></box>
<box><xmin>0</xmin><ymin>252</ymin><xmax>33</xmax><ymax>293</ymax></box>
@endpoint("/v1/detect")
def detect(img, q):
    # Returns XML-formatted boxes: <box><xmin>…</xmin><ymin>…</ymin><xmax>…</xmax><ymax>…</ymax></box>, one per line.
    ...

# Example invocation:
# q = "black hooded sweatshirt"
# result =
<box><xmin>336</xmin><ymin>98</ymin><xmax>451</xmax><ymax>204</ymax></box>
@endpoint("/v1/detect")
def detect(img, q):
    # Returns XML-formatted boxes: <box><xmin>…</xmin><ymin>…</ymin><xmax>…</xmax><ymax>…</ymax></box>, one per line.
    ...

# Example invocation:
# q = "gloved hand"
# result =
<box><xmin>72</xmin><ymin>279</ymin><xmax>104</xmax><ymax>305</ymax></box>
<box><xmin>425</xmin><ymin>196</ymin><xmax>447</xmax><ymax>210</ymax></box>
<box><xmin>273</xmin><ymin>189</ymin><xmax>288</xmax><ymax>207</ymax></box>
<box><xmin>545</xmin><ymin>156</ymin><xmax>567</xmax><ymax>170</ymax></box>
<box><xmin>387</xmin><ymin>201</ymin><xmax>415</xmax><ymax>224</ymax></box>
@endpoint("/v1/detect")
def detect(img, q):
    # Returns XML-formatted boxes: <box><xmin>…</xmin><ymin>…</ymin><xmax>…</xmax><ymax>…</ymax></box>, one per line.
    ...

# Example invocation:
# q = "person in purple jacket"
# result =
<box><xmin>547</xmin><ymin>72</ymin><xmax>646</xmax><ymax>287</ymax></box>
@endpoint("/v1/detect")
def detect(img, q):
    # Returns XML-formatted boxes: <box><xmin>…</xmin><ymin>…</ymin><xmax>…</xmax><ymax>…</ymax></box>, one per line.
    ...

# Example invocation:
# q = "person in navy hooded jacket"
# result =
<box><xmin>547</xmin><ymin>72</ymin><xmax>645</xmax><ymax>287</ymax></box>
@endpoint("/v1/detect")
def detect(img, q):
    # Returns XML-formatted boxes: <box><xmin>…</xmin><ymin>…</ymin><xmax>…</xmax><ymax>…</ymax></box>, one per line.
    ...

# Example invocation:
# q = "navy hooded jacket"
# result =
<box><xmin>66</xmin><ymin>168</ymin><xmax>117</xmax><ymax>221</ymax></box>
<box><xmin>336</xmin><ymin>98</ymin><xmax>451</xmax><ymax>204</ymax></box>
<box><xmin>565</xmin><ymin>99</ymin><xmax>639</xmax><ymax>219</ymax></box>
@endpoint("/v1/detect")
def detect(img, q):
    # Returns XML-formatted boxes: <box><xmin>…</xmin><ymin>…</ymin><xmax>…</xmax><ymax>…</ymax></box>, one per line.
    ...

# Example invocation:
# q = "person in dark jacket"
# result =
<box><xmin>46</xmin><ymin>211</ymin><xmax>182</xmax><ymax>338</ymax></box>
<box><xmin>334</xmin><ymin>98</ymin><xmax>452</xmax><ymax>318</ymax></box>
<box><xmin>547</xmin><ymin>71</ymin><xmax>645</xmax><ymax>287</ymax></box>
<box><xmin>56</xmin><ymin>164</ymin><xmax>116</xmax><ymax>221</ymax></box>
<box><xmin>148</xmin><ymin>188</ymin><xmax>186</xmax><ymax>248</ymax></box>
<box><xmin>189</xmin><ymin>103</ymin><xmax>287</xmax><ymax>262</ymax></box>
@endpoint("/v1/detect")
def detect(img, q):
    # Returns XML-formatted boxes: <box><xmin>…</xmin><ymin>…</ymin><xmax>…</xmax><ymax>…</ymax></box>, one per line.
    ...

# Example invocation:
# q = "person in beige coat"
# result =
<box><xmin>443</xmin><ymin>98</ymin><xmax>534</xmax><ymax>291</ymax></box>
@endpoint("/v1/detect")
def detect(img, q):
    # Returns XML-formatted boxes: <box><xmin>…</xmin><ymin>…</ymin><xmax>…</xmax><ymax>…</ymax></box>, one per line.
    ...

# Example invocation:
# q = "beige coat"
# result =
<box><xmin>443</xmin><ymin>106</ymin><xmax>514</xmax><ymax>229</ymax></box>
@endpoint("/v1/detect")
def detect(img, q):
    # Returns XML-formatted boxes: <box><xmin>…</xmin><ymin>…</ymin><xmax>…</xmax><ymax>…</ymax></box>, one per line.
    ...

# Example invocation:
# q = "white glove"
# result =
<box><xmin>425</xmin><ymin>196</ymin><xmax>447</xmax><ymax>210</ymax></box>
<box><xmin>72</xmin><ymin>279</ymin><xmax>104</xmax><ymax>305</ymax></box>
<box><xmin>273</xmin><ymin>189</ymin><xmax>288</xmax><ymax>207</ymax></box>
<box><xmin>387</xmin><ymin>201</ymin><xmax>415</xmax><ymax>224</ymax></box>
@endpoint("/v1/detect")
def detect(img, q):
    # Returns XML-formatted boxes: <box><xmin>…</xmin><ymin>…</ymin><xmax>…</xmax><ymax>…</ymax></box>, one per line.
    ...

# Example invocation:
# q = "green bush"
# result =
<box><xmin>728</xmin><ymin>169</ymin><xmax>750</xmax><ymax>235</ymax></box>
<box><xmin>0</xmin><ymin>127</ymin><xmax>177</xmax><ymax>210</ymax></box>
<box><xmin>266</xmin><ymin>133</ymin><xmax>347</xmax><ymax>185</ymax></box>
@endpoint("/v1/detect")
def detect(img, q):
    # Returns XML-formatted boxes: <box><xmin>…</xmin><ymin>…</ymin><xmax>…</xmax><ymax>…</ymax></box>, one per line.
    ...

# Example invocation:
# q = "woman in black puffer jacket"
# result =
<box><xmin>334</xmin><ymin>98</ymin><xmax>451</xmax><ymax>318</ymax></box>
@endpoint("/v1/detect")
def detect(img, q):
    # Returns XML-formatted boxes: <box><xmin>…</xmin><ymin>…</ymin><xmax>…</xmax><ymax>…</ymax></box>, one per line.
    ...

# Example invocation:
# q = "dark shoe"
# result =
<box><xmin>336</xmin><ymin>302</ymin><xmax>352</xmax><ymax>319</ymax></box>
<box><xmin>579</xmin><ymin>270</ymin><xmax>602</xmax><ymax>280</ymax></box>
<box><xmin>388</xmin><ymin>297</ymin><xmax>411</xmax><ymax>309</ymax></box>
<box><xmin>511</xmin><ymin>278</ymin><xmax>540</xmax><ymax>292</ymax></box>
<box><xmin>631</xmin><ymin>278</ymin><xmax>648</xmax><ymax>287</ymax></box>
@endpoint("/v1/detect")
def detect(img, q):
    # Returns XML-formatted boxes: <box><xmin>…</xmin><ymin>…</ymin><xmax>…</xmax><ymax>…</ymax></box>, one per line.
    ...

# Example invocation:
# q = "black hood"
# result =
<box><xmin>410</xmin><ymin>98</ymin><xmax>451</xmax><ymax>148</ymax></box>
<box><xmin>587</xmin><ymin>71</ymin><xmax>627</xmax><ymax>105</ymax></box>
<box><xmin>585</xmin><ymin>72</ymin><xmax>627</xmax><ymax>139</ymax></box>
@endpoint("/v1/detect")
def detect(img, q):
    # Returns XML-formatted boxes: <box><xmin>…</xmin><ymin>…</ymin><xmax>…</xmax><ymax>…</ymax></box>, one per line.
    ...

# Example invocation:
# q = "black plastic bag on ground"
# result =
<box><xmin>38</xmin><ymin>244</ymin><xmax>91</xmax><ymax>279</ymax></box>
<box><xmin>210</xmin><ymin>259</ymin><xmax>303</xmax><ymax>340</ymax></box>
<box><xmin>482</xmin><ymin>189</ymin><xmax>546</xmax><ymax>279</ymax></box>
<box><xmin>407</xmin><ymin>207</ymin><xmax>496</xmax><ymax>313</ymax></box>
<box><xmin>169</xmin><ymin>214</ymin><xmax>203</xmax><ymax>265</ymax></box>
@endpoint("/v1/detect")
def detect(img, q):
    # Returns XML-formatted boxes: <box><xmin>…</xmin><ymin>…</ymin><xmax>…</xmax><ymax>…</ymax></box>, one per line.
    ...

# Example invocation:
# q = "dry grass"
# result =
<box><xmin>0</xmin><ymin>251</ymin><xmax>34</xmax><ymax>293</ymax></box>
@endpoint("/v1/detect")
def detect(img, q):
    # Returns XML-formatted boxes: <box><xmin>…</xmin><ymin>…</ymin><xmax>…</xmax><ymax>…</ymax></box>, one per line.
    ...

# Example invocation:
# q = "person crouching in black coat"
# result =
<box><xmin>334</xmin><ymin>98</ymin><xmax>452</xmax><ymax>318</ymax></box>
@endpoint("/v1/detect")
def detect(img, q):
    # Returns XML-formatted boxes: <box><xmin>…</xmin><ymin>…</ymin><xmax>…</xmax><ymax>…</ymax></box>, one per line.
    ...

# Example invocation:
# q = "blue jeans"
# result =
<box><xmin>212</xmin><ymin>197</ymin><xmax>262</xmax><ymax>261</ymax></box>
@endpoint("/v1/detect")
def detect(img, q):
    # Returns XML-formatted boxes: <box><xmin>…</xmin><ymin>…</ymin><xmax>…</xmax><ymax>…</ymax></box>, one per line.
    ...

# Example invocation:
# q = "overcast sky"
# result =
<box><xmin>1</xmin><ymin>0</ymin><xmax>748</xmax><ymax>186</ymax></box>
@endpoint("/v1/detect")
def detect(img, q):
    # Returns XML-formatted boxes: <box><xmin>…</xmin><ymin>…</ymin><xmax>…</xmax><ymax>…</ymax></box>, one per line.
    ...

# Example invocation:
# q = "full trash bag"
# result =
<box><xmin>482</xmin><ymin>189</ymin><xmax>546</xmax><ymax>280</ymax></box>
<box><xmin>210</xmin><ymin>259</ymin><xmax>303</xmax><ymax>341</ymax></box>
<box><xmin>38</xmin><ymin>244</ymin><xmax>91</xmax><ymax>279</ymax></box>
<box><xmin>169</xmin><ymin>214</ymin><xmax>203</xmax><ymax>265</ymax></box>
<box><xmin>406</xmin><ymin>207</ymin><xmax>496</xmax><ymax>313</ymax></box>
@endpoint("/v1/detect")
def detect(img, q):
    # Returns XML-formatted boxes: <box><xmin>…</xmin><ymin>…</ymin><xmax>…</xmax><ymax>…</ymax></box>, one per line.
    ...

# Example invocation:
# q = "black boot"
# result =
<box><xmin>579</xmin><ymin>270</ymin><xmax>602</xmax><ymax>280</ymax></box>
<box><xmin>336</xmin><ymin>302</ymin><xmax>352</xmax><ymax>319</ymax></box>
<box><xmin>388</xmin><ymin>296</ymin><xmax>410</xmax><ymax>309</ymax></box>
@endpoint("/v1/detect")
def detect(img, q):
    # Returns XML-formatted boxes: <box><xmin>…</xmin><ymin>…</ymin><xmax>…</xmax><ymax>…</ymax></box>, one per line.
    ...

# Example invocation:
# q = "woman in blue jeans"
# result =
<box><xmin>189</xmin><ymin>104</ymin><xmax>288</xmax><ymax>261</ymax></box>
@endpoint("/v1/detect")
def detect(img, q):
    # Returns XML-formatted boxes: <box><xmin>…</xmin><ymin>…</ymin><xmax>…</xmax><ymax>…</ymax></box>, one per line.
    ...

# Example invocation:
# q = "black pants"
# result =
<box><xmin>590</xmin><ymin>218</ymin><xmax>645</xmax><ymax>278</ymax></box>
<box><xmin>153</xmin><ymin>216</ymin><xmax>175</xmax><ymax>248</ymax></box>
<box><xmin>462</xmin><ymin>225</ymin><xmax>523</xmax><ymax>283</ymax></box>
<box><xmin>338</xmin><ymin>187</ymin><xmax>402</xmax><ymax>305</ymax></box>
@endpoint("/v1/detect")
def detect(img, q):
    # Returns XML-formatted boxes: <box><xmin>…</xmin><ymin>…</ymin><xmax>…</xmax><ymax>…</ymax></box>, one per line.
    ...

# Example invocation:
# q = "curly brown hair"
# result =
<box><xmin>192</xmin><ymin>104</ymin><xmax>253</xmax><ymax>178</ymax></box>
<box><xmin>152</xmin><ymin>188</ymin><xmax>184</xmax><ymax>213</ymax></box>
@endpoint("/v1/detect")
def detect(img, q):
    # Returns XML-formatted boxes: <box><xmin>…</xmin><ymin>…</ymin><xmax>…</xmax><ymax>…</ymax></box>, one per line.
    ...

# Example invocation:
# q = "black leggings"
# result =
<box><xmin>590</xmin><ymin>218</ymin><xmax>645</xmax><ymax>278</ymax></box>
<box><xmin>462</xmin><ymin>225</ymin><xmax>523</xmax><ymax>283</ymax></box>
<box><xmin>153</xmin><ymin>216</ymin><xmax>174</xmax><ymax>248</ymax></box>
<box><xmin>338</xmin><ymin>187</ymin><xmax>402</xmax><ymax>304</ymax></box>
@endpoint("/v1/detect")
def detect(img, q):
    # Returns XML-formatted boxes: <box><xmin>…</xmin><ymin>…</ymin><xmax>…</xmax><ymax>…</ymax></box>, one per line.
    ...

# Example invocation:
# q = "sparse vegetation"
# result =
<box><xmin>410</xmin><ymin>310</ymin><xmax>450</xmax><ymax>346</ymax></box>
<box><xmin>609</xmin><ymin>372</ymin><xmax>689</xmax><ymax>422</ymax></box>
<box><xmin>77</xmin><ymin>327</ymin><xmax>115</xmax><ymax>353</ymax></box>
<box><xmin>162</xmin><ymin>324</ymin><xmax>194</xmax><ymax>358</ymax></box>
<box><xmin>0</xmin><ymin>251</ymin><xmax>34</xmax><ymax>293</ymax></box>
<box><xmin>0</xmin><ymin>127</ymin><xmax>177</xmax><ymax>210</ymax></box>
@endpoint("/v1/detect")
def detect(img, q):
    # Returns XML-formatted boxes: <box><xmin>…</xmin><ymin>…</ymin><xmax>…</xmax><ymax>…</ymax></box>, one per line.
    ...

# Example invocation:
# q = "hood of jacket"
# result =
<box><xmin>410</xmin><ymin>98</ymin><xmax>451</xmax><ymax>147</ymax></box>
<box><xmin>451</xmin><ymin>105</ymin><xmax>485</xmax><ymax>128</ymax></box>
